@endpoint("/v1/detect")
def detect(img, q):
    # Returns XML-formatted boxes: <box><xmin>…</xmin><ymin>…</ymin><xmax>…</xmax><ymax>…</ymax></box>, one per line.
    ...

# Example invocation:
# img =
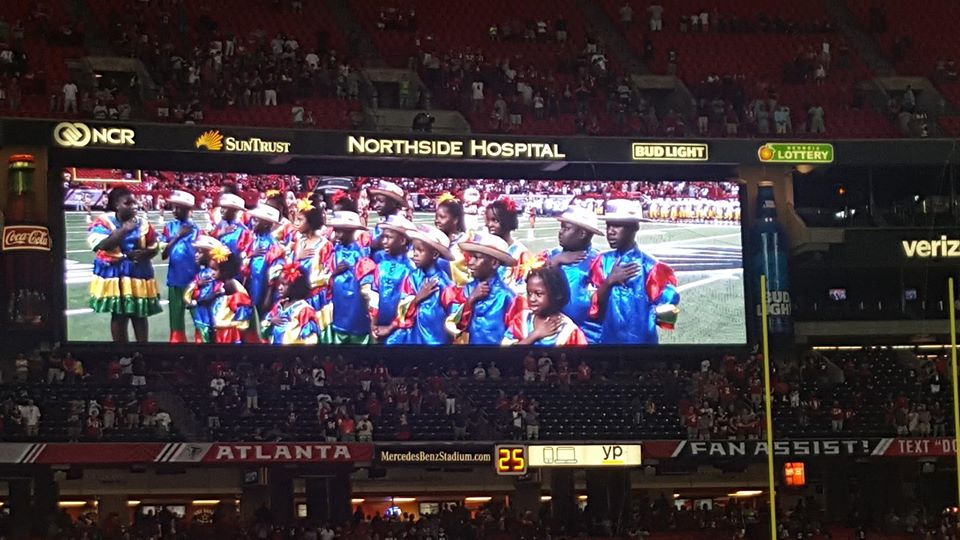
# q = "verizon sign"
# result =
<box><xmin>902</xmin><ymin>236</ymin><xmax>960</xmax><ymax>258</ymax></box>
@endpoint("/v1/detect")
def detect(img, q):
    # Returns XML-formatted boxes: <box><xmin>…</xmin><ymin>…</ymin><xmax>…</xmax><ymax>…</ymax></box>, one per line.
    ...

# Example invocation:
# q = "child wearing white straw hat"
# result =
<box><xmin>362</xmin><ymin>214</ymin><xmax>416</xmax><ymax>344</ymax></box>
<box><xmin>536</xmin><ymin>205</ymin><xmax>604</xmax><ymax>344</ymax></box>
<box><xmin>377</xmin><ymin>224</ymin><xmax>456</xmax><ymax>345</ymax></box>
<box><xmin>329</xmin><ymin>211</ymin><xmax>376</xmax><ymax>344</ymax></box>
<box><xmin>244</xmin><ymin>204</ymin><xmax>288</xmax><ymax>341</ymax></box>
<box><xmin>443</xmin><ymin>232</ymin><xmax>523</xmax><ymax>345</ymax></box>
<box><xmin>159</xmin><ymin>190</ymin><xmax>200</xmax><ymax>343</ymax></box>
<box><xmin>589</xmin><ymin>199</ymin><xmax>680</xmax><ymax>344</ymax></box>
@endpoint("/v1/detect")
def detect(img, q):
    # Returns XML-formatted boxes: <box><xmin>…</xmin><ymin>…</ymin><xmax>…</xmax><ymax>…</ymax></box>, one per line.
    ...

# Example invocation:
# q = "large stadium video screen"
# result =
<box><xmin>63</xmin><ymin>169</ymin><xmax>746</xmax><ymax>346</ymax></box>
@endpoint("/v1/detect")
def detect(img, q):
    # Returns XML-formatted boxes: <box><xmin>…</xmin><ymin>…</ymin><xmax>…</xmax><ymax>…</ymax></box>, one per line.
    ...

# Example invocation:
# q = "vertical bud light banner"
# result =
<box><xmin>751</xmin><ymin>182</ymin><xmax>792</xmax><ymax>335</ymax></box>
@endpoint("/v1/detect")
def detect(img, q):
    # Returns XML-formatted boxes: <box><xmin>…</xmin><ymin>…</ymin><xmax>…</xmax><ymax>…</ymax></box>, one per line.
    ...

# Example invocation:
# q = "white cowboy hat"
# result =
<box><xmin>378</xmin><ymin>214</ymin><xmax>417</xmax><ymax>234</ymax></box>
<box><xmin>601</xmin><ymin>199</ymin><xmax>644</xmax><ymax>222</ymax></box>
<box><xmin>407</xmin><ymin>224</ymin><xmax>453</xmax><ymax>260</ymax></box>
<box><xmin>219</xmin><ymin>193</ymin><xmax>246</xmax><ymax>211</ymax></box>
<box><xmin>248</xmin><ymin>204</ymin><xmax>281</xmax><ymax>224</ymax></box>
<box><xmin>367</xmin><ymin>180</ymin><xmax>409</xmax><ymax>207</ymax></box>
<box><xmin>328</xmin><ymin>211</ymin><xmax>368</xmax><ymax>230</ymax></box>
<box><xmin>459</xmin><ymin>232</ymin><xmax>517</xmax><ymax>266</ymax></box>
<box><xmin>167</xmin><ymin>190</ymin><xmax>196</xmax><ymax>208</ymax></box>
<box><xmin>193</xmin><ymin>235</ymin><xmax>225</xmax><ymax>250</ymax></box>
<box><xmin>557</xmin><ymin>205</ymin><xmax>603</xmax><ymax>235</ymax></box>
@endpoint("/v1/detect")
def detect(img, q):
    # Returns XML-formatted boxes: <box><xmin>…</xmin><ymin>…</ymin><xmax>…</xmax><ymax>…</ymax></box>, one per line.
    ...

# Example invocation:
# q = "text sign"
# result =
<box><xmin>527</xmin><ymin>444</ymin><xmax>642</xmax><ymax>467</ymax></box>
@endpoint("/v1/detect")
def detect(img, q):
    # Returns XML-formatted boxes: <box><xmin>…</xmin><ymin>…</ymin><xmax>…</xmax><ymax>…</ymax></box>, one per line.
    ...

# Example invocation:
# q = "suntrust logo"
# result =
<box><xmin>902</xmin><ymin>236</ymin><xmax>960</xmax><ymax>258</ymax></box>
<box><xmin>195</xmin><ymin>129</ymin><xmax>291</xmax><ymax>154</ymax></box>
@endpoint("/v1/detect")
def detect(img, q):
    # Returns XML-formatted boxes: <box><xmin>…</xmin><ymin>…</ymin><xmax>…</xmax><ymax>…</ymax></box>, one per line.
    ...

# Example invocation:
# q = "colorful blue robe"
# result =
<box><xmin>588</xmin><ymin>245</ymin><xmax>679</xmax><ymax>344</ymax></box>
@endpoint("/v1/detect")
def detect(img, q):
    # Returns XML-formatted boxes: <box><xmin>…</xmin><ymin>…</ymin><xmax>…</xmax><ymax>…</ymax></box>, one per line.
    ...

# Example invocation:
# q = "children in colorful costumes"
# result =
<box><xmin>589</xmin><ymin>200</ymin><xmax>680</xmax><ymax>344</ymax></box>
<box><xmin>87</xmin><ymin>186</ymin><xmax>162</xmax><ymax>343</ymax></box>
<box><xmin>538</xmin><ymin>206</ymin><xmax>604</xmax><ymax>343</ymax></box>
<box><xmin>361</xmin><ymin>215</ymin><xmax>416</xmax><ymax>344</ymax></box>
<box><xmin>433</xmin><ymin>193</ymin><xmax>471</xmax><ymax>286</ymax></box>
<box><xmin>485</xmin><ymin>198</ymin><xmax>531</xmax><ymax>296</ymax></box>
<box><xmin>260</xmin><ymin>263</ymin><xmax>321</xmax><ymax>345</ymax></box>
<box><xmin>183</xmin><ymin>236</ymin><xmax>223</xmax><ymax>343</ymax></box>
<box><xmin>208</xmin><ymin>248</ymin><xmax>254</xmax><ymax>344</ymax></box>
<box><xmin>244</xmin><ymin>204</ymin><xmax>287</xmax><ymax>323</ymax></box>
<box><xmin>443</xmin><ymin>232</ymin><xmax>523</xmax><ymax>345</ymax></box>
<box><xmin>212</xmin><ymin>192</ymin><xmax>252</xmax><ymax>258</ymax></box>
<box><xmin>383</xmin><ymin>225</ymin><xmax>456</xmax><ymax>345</ymax></box>
<box><xmin>289</xmin><ymin>193</ymin><xmax>335</xmax><ymax>342</ymax></box>
<box><xmin>159</xmin><ymin>190</ymin><xmax>201</xmax><ymax>343</ymax></box>
<box><xmin>502</xmin><ymin>265</ymin><xmax>587</xmax><ymax>346</ymax></box>
<box><xmin>329</xmin><ymin>211</ymin><xmax>376</xmax><ymax>344</ymax></box>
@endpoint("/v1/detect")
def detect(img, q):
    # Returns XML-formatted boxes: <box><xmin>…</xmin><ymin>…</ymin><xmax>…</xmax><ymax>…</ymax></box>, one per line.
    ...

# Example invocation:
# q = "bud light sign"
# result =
<box><xmin>751</xmin><ymin>183</ymin><xmax>792</xmax><ymax>335</ymax></box>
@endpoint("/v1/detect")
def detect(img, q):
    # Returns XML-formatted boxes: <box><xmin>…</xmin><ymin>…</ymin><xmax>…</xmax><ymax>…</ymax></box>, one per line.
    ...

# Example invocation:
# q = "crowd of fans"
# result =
<box><xmin>2</xmin><ymin>348</ymin><xmax>175</xmax><ymax>441</ymax></box>
<box><xmin>2</xmin><ymin>343</ymin><xmax>953</xmax><ymax>444</ymax></box>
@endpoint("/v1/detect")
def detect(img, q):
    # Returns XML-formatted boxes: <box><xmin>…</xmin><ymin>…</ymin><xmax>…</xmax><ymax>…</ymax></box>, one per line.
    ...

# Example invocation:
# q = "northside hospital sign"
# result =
<box><xmin>347</xmin><ymin>135</ymin><xmax>566</xmax><ymax>160</ymax></box>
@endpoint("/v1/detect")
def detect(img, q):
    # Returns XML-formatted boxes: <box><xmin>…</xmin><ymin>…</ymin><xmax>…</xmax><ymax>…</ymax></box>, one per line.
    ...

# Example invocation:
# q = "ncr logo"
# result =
<box><xmin>54</xmin><ymin>122</ymin><xmax>135</xmax><ymax>148</ymax></box>
<box><xmin>902</xmin><ymin>236</ymin><xmax>960</xmax><ymax>258</ymax></box>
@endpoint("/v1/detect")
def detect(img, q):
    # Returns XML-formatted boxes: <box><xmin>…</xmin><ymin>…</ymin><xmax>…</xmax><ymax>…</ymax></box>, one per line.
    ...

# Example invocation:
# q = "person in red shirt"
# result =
<box><xmin>830</xmin><ymin>402</ymin><xmax>845</xmax><ymax>432</ymax></box>
<box><xmin>107</xmin><ymin>357</ymin><xmax>122</xmax><ymax>383</ymax></box>
<box><xmin>576</xmin><ymin>360</ymin><xmax>591</xmax><ymax>382</ymax></box>
<box><xmin>373</xmin><ymin>361</ymin><xmax>389</xmax><ymax>383</ymax></box>
<box><xmin>338</xmin><ymin>415</ymin><xmax>356</xmax><ymax>441</ymax></box>
<box><xmin>684</xmin><ymin>406</ymin><xmax>699</xmax><ymax>439</ymax></box>
<box><xmin>142</xmin><ymin>393</ymin><xmax>159</xmax><ymax>427</ymax></box>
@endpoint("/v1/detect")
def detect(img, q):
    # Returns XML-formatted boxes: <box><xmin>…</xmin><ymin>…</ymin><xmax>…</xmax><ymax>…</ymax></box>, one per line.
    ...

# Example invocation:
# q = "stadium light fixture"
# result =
<box><xmin>390</xmin><ymin>497</ymin><xmax>416</xmax><ymax>503</ymax></box>
<box><xmin>540</xmin><ymin>496</ymin><xmax>552</xmax><ymax>501</ymax></box>
<box><xmin>58</xmin><ymin>501</ymin><xmax>90</xmax><ymax>508</ymax></box>
<box><xmin>191</xmin><ymin>500</ymin><xmax>221</xmax><ymax>506</ymax></box>
<box><xmin>351</xmin><ymin>498</ymin><xmax>365</xmax><ymax>504</ymax></box>
<box><xmin>727</xmin><ymin>490</ymin><xmax>763</xmax><ymax>498</ymax></box>
<box><xmin>127</xmin><ymin>500</ymin><xmax>141</xmax><ymax>506</ymax></box>
<box><xmin>465</xmin><ymin>497</ymin><xmax>492</xmax><ymax>502</ymax></box>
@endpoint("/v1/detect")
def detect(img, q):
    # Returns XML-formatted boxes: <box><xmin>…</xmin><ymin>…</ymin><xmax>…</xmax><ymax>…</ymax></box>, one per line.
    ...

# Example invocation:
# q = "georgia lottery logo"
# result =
<box><xmin>758</xmin><ymin>144</ymin><xmax>776</xmax><ymax>162</ymax></box>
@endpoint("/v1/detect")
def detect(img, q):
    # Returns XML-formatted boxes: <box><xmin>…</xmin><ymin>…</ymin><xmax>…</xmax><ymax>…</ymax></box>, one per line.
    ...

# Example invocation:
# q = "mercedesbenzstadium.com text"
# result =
<box><xmin>379</xmin><ymin>450</ymin><xmax>492</xmax><ymax>463</ymax></box>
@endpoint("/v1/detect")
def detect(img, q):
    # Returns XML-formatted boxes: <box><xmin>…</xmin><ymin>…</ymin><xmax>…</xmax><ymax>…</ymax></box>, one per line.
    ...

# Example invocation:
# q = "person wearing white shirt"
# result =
<box><xmin>210</xmin><ymin>377</ymin><xmax>226</xmax><ymax>397</ymax></box>
<box><xmin>305</xmin><ymin>52</ymin><xmax>320</xmax><ymax>70</ymax></box>
<box><xmin>311</xmin><ymin>367</ymin><xmax>326</xmax><ymax>387</ymax></box>
<box><xmin>62</xmin><ymin>81</ymin><xmax>78</xmax><ymax>113</ymax></box>
<box><xmin>319</xmin><ymin>526</ymin><xmax>336</xmax><ymax>540</ymax></box>
<box><xmin>19</xmin><ymin>400</ymin><xmax>41</xmax><ymax>437</ymax></box>
<box><xmin>472</xmin><ymin>80</ymin><xmax>484</xmax><ymax>111</ymax></box>
<box><xmin>356</xmin><ymin>417</ymin><xmax>374</xmax><ymax>441</ymax></box>
<box><xmin>473</xmin><ymin>363</ymin><xmax>486</xmax><ymax>380</ymax></box>
<box><xmin>155</xmin><ymin>410</ymin><xmax>172</xmax><ymax>431</ymax></box>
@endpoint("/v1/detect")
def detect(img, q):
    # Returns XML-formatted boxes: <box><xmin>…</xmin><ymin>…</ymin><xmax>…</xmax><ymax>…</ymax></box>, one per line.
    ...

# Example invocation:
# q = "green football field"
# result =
<box><xmin>64</xmin><ymin>211</ymin><xmax>746</xmax><ymax>345</ymax></box>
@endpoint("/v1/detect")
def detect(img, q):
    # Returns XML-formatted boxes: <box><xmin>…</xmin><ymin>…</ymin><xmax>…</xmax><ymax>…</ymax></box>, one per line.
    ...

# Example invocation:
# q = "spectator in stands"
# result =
<box><xmin>19</xmin><ymin>399</ymin><xmax>40</xmax><ymax>437</ymax></box>
<box><xmin>648</xmin><ymin>3</ymin><xmax>664</xmax><ymax>31</ymax></box>
<box><xmin>62</xmin><ymin>80</ymin><xmax>78</xmax><ymax>113</ymax></box>
<box><xmin>808</xmin><ymin>103</ymin><xmax>826</xmax><ymax>133</ymax></box>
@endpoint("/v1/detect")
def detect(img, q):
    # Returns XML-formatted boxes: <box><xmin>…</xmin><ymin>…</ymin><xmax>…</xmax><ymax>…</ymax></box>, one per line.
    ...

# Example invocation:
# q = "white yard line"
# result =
<box><xmin>676</xmin><ymin>270</ymin><xmax>742</xmax><ymax>292</ymax></box>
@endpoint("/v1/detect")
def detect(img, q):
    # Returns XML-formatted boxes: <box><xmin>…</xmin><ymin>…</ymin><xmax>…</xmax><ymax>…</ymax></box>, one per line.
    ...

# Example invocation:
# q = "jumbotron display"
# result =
<box><xmin>63</xmin><ymin>169</ymin><xmax>746</xmax><ymax>346</ymax></box>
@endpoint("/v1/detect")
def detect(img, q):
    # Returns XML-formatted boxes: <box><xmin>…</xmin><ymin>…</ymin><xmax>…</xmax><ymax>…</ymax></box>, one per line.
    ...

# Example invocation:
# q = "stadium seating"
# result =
<box><xmin>4</xmin><ymin>0</ymin><xmax>951</xmax><ymax>136</ymax></box>
<box><xmin>0</xmin><ymin>0</ymin><xmax>87</xmax><ymax>117</ymax></box>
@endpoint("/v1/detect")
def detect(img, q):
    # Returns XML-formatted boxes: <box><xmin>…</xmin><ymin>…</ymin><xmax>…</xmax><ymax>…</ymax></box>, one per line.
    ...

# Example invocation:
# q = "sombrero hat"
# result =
<box><xmin>368</xmin><ymin>180</ymin><xmax>409</xmax><ymax>207</ymax></box>
<box><xmin>557</xmin><ymin>205</ymin><xmax>603</xmax><ymax>235</ymax></box>
<box><xmin>459</xmin><ymin>232</ymin><xmax>516</xmax><ymax>266</ymax></box>
<box><xmin>407</xmin><ymin>224</ymin><xmax>454</xmax><ymax>260</ymax></box>
<box><xmin>328</xmin><ymin>211</ymin><xmax>368</xmax><ymax>230</ymax></box>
